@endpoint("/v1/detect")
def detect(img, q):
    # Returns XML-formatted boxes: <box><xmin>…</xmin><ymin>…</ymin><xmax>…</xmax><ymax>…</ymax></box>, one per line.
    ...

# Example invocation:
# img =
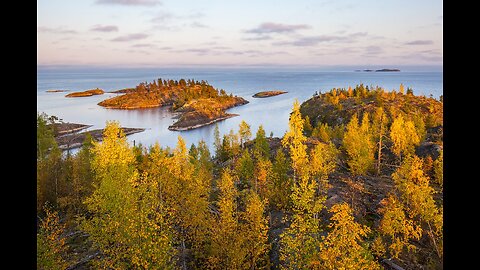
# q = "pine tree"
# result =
<box><xmin>253</xmin><ymin>125</ymin><xmax>270</xmax><ymax>159</ymax></box>
<box><xmin>213</xmin><ymin>124</ymin><xmax>222</xmax><ymax>159</ymax></box>
<box><xmin>37</xmin><ymin>113</ymin><xmax>57</xmax><ymax>160</ymax></box>
<box><xmin>236</xmin><ymin>149</ymin><xmax>255</xmax><ymax>189</ymax></box>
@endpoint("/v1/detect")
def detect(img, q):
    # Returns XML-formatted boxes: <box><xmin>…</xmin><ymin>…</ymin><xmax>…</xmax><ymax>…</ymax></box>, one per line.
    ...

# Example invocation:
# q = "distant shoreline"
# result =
<box><xmin>355</xmin><ymin>68</ymin><xmax>400</xmax><ymax>72</ymax></box>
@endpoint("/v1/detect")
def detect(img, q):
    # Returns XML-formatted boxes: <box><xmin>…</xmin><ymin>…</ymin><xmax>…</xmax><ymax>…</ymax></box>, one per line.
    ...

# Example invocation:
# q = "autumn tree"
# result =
<box><xmin>239</xmin><ymin>120</ymin><xmax>252</xmax><ymax>149</ymax></box>
<box><xmin>209</xmin><ymin>169</ymin><xmax>246</xmax><ymax>269</ymax></box>
<box><xmin>390</xmin><ymin>114</ymin><xmax>420</xmax><ymax>160</ymax></box>
<box><xmin>270</xmin><ymin>149</ymin><xmax>292</xmax><ymax>210</ymax></box>
<box><xmin>433</xmin><ymin>150</ymin><xmax>443</xmax><ymax>188</ymax></box>
<box><xmin>81</xmin><ymin>121</ymin><xmax>175</xmax><ymax>269</ymax></box>
<box><xmin>303</xmin><ymin>115</ymin><xmax>313</xmax><ymax>136</ymax></box>
<box><xmin>377</xmin><ymin>194</ymin><xmax>423</xmax><ymax>259</ymax></box>
<box><xmin>253</xmin><ymin>125</ymin><xmax>270</xmax><ymax>159</ymax></box>
<box><xmin>343</xmin><ymin>113</ymin><xmax>375</xmax><ymax>175</ymax></box>
<box><xmin>37</xmin><ymin>205</ymin><xmax>68</xmax><ymax>270</ymax></box>
<box><xmin>254</xmin><ymin>157</ymin><xmax>273</xmax><ymax>200</ymax></box>
<box><xmin>392</xmin><ymin>155</ymin><xmax>442</xmax><ymax>258</ymax></box>
<box><xmin>372</xmin><ymin>107</ymin><xmax>388</xmax><ymax>175</ymax></box>
<box><xmin>282</xmin><ymin>99</ymin><xmax>308</xmax><ymax>179</ymax></box>
<box><xmin>242</xmin><ymin>190</ymin><xmax>270</xmax><ymax>269</ymax></box>
<box><xmin>279</xmin><ymin>171</ymin><xmax>324</xmax><ymax>269</ymax></box>
<box><xmin>236</xmin><ymin>149</ymin><xmax>255</xmax><ymax>189</ymax></box>
<box><xmin>312</xmin><ymin>122</ymin><xmax>332</xmax><ymax>143</ymax></box>
<box><xmin>57</xmin><ymin>133</ymin><xmax>95</xmax><ymax>219</ymax></box>
<box><xmin>308</xmin><ymin>141</ymin><xmax>338</xmax><ymax>196</ymax></box>
<box><xmin>317</xmin><ymin>203</ymin><xmax>381</xmax><ymax>269</ymax></box>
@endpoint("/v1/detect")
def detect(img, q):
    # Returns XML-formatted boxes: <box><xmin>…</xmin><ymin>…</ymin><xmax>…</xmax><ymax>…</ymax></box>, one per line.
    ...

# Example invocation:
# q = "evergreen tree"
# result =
<box><xmin>253</xmin><ymin>125</ymin><xmax>270</xmax><ymax>159</ymax></box>
<box><xmin>236</xmin><ymin>149</ymin><xmax>255</xmax><ymax>189</ymax></box>
<box><xmin>37</xmin><ymin>112</ymin><xmax>57</xmax><ymax>160</ymax></box>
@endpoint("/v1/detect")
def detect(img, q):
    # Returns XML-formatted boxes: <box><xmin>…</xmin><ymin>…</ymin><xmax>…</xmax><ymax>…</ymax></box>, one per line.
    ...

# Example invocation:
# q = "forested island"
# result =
<box><xmin>252</xmin><ymin>90</ymin><xmax>288</xmax><ymax>98</ymax></box>
<box><xmin>37</xmin><ymin>84</ymin><xmax>443</xmax><ymax>269</ymax></box>
<box><xmin>65</xmin><ymin>88</ymin><xmax>104</xmax><ymax>97</ymax></box>
<box><xmin>97</xmin><ymin>78</ymin><xmax>249</xmax><ymax>130</ymax></box>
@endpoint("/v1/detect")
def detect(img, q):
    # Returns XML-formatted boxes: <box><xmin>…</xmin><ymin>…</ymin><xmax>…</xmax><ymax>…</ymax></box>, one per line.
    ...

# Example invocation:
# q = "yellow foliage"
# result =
<box><xmin>390</xmin><ymin>114</ymin><xmax>420</xmax><ymax>158</ymax></box>
<box><xmin>378</xmin><ymin>194</ymin><xmax>422</xmax><ymax>258</ymax></box>
<box><xmin>318</xmin><ymin>203</ymin><xmax>381</xmax><ymax>269</ymax></box>
<box><xmin>343</xmin><ymin>113</ymin><xmax>375</xmax><ymax>175</ymax></box>
<box><xmin>282</xmin><ymin>100</ymin><xmax>308</xmax><ymax>178</ymax></box>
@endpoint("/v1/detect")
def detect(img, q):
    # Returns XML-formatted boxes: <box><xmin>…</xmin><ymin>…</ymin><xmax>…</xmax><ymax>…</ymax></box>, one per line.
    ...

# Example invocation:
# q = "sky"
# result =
<box><xmin>37</xmin><ymin>0</ymin><xmax>442</xmax><ymax>67</ymax></box>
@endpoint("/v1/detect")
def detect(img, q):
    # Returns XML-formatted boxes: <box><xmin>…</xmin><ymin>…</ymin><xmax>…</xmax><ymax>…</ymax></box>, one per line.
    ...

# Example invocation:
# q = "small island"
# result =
<box><xmin>65</xmin><ymin>88</ymin><xmax>105</xmax><ymax>97</ymax></box>
<box><xmin>355</xmin><ymin>68</ymin><xmax>400</xmax><ymax>72</ymax></box>
<box><xmin>98</xmin><ymin>78</ymin><xmax>249</xmax><ymax>130</ymax></box>
<box><xmin>252</xmin><ymin>90</ymin><xmax>288</xmax><ymax>98</ymax></box>
<box><xmin>375</xmin><ymin>68</ymin><xmax>400</xmax><ymax>72</ymax></box>
<box><xmin>46</xmin><ymin>89</ymin><xmax>69</xmax><ymax>93</ymax></box>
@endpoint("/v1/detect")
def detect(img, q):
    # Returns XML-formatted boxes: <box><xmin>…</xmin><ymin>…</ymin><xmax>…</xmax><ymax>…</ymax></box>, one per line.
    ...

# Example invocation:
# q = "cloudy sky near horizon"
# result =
<box><xmin>37</xmin><ymin>0</ymin><xmax>442</xmax><ymax>67</ymax></box>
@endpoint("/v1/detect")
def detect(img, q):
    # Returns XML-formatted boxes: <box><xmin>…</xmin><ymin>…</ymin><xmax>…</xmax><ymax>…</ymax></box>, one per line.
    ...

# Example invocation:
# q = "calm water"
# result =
<box><xmin>37</xmin><ymin>66</ymin><xmax>443</xmax><ymax>151</ymax></box>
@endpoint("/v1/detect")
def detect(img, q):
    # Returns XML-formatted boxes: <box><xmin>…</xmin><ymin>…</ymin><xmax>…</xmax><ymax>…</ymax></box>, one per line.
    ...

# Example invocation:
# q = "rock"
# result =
<box><xmin>416</xmin><ymin>142</ymin><xmax>442</xmax><ymax>160</ymax></box>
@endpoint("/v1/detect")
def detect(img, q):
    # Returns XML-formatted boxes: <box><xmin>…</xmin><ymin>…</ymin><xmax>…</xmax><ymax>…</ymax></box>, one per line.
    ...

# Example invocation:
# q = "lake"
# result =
<box><xmin>37</xmin><ymin>66</ymin><xmax>443</xmax><ymax>151</ymax></box>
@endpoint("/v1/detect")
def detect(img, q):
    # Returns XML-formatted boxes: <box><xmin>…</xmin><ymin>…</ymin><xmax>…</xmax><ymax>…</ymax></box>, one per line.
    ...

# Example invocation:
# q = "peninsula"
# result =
<box><xmin>252</xmin><ymin>90</ymin><xmax>287</xmax><ymax>98</ymax></box>
<box><xmin>65</xmin><ymin>88</ymin><xmax>104</xmax><ymax>97</ymax></box>
<box><xmin>50</xmin><ymin>122</ymin><xmax>144</xmax><ymax>151</ymax></box>
<box><xmin>98</xmin><ymin>78</ymin><xmax>249</xmax><ymax>130</ymax></box>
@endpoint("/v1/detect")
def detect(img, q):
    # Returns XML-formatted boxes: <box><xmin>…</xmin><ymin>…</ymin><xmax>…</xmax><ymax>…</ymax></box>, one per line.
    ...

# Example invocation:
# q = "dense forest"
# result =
<box><xmin>37</xmin><ymin>84</ymin><xmax>443</xmax><ymax>269</ymax></box>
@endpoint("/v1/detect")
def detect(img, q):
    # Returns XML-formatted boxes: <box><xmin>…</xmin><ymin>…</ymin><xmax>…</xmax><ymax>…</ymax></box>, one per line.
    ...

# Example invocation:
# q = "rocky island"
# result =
<box><xmin>65</xmin><ymin>88</ymin><xmax>104</xmax><ymax>97</ymax></box>
<box><xmin>97</xmin><ymin>78</ymin><xmax>249</xmax><ymax>130</ymax></box>
<box><xmin>49</xmin><ymin>122</ymin><xmax>144</xmax><ymax>150</ymax></box>
<box><xmin>252</xmin><ymin>90</ymin><xmax>287</xmax><ymax>98</ymax></box>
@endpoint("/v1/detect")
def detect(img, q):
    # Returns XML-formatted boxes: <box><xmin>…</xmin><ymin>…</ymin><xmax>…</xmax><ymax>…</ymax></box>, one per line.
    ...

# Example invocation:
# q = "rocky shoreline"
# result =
<box><xmin>52</xmin><ymin>122</ymin><xmax>145</xmax><ymax>151</ymax></box>
<box><xmin>168</xmin><ymin>114</ymin><xmax>238</xmax><ymax>131</ymax></box>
